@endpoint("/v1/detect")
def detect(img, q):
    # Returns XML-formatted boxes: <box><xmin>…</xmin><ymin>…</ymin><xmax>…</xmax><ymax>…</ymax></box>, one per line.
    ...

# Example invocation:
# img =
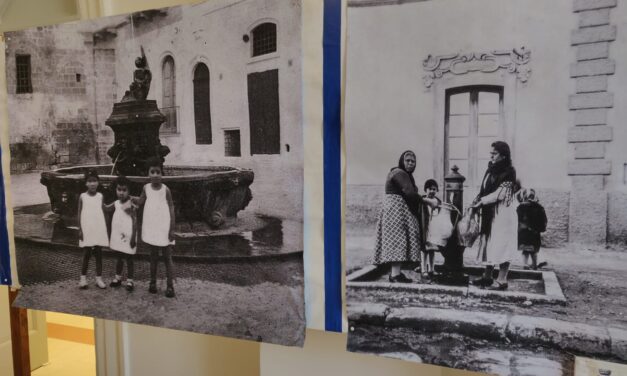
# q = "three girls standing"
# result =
<box><xmin>77</xmin><ymin>157</ymin><xmax>176</xmax><ymax>297</ymax></box>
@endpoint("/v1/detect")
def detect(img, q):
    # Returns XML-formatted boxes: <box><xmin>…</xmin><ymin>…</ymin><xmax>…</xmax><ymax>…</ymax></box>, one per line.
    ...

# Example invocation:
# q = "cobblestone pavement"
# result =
<box><xmin>14</xmin><ymin>233</ymin><xmax>305</xmax><ymax>346</ymax></box>
<box><xmin>15</xmin><ymin>276</ymin><xmax>305</xmax><ymax>346</ymax></box>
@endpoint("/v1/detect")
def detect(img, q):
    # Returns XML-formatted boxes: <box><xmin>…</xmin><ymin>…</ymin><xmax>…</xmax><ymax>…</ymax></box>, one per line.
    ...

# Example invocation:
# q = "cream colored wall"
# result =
<box><xmin>119</xmin><ymin>323</ymin><xmax>260</xmax><ymax>376</ymax></box>
<box><xmin>47</xmin><ymin>312</ymin><xmax>94</xmax><ymax>330</ymax></box>
<box><xmin>260</xmin><ymin>330</ymin><xmax>485</xmax><ymax>376</ymax></box>
<box><xmin>0</xmin><ymin>286</ymin><xmax>14</xmax><ymax>376</ymax></box>
<box><xmin>0</xmin><ymin>0</ymin><xmax>79</xmax><ymax>32</ymax></box>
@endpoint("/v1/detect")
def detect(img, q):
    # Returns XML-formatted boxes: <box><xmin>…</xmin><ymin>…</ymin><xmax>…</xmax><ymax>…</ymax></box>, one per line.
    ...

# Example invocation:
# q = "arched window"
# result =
<box><xmin>193</xmin><ymin>63</ymin><xmax>212</xmax><ymax>144</ymax></box>
<box><xmin>445</xmin><ymin>85</ymin><xmax>503</xmax><ymax>198</ymax></box>
<box><xmin>161</xmin><ymin>56</ymin><xmax>177</xmax><ymax>133</ymax></box>
<box><xmin>251</xmin><ymin>22</ymin><xmax>277</xmax><ymax>57</ymax></box>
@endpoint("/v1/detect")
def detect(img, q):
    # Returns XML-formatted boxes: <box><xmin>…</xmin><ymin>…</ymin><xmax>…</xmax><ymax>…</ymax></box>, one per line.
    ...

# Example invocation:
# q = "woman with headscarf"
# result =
<box><xmin>470</xmin><ymin>141</ymin><xmax>519</xmax><ymax>290</ymax></box>
<box><xmin>373</xmin><ymin>150</ymin><xmax>439</xmax><ymax>283</ymax></box>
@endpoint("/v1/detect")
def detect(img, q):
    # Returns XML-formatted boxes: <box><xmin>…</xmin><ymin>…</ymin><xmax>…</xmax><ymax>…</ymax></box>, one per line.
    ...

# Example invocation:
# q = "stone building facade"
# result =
<box><xmin>346</xmin><ymin>0</ymin><xmax>627</xmax><ymax>246</ymax></box>
<box><xmin>6</xmin><ymin>0</ymin><xmax>302</xmax><ymax>219</ymax></box>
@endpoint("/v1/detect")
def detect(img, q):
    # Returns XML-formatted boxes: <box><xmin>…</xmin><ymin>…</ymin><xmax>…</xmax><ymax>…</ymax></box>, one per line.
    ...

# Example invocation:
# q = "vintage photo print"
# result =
<box><xmin>345</xmin><ymin>0</ymin><xmax>627</xmax><ymax>373</ymax></box>
<box><xmin>5</xmin><ymin>0</ymin><xmax>304</xmax><ymax>346</ymax></box>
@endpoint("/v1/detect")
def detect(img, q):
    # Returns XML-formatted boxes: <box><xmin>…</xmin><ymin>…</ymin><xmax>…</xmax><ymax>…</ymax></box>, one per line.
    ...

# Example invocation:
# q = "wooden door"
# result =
<box><xmin>247</xmin><ymin>69</ymin><xmax>280</xmax><ymax>155</ymax></box>
<box><xmin>445</xmin><ymin>86</ymin><xmax>503</xmax><ymax>205</ymax></box>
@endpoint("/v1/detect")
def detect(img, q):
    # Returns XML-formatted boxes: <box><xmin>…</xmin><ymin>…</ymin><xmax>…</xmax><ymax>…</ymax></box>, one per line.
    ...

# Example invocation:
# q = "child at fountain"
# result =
<box><xmin>516</xmin><ymin>188</ymin><xmax>548</xmax><ymax>270</ymax></box>
<box><xmin>421</xmin><ymin>179</ymin><xmax>443</xmax><ymax>280</ymax></box>
<box><xmin>78</xmin><ymin>169</ymin><xmax>109</xmax><ymax>289</ymax></box>
<box><xmin>133</xmin><ymin>157</ymin><xmax>176</xmax><ymax>298</ymax></box>
<box><xmin>105</xmin><ymin>176</ymin><xmax>137</xmax><ymax>291</ymax></box>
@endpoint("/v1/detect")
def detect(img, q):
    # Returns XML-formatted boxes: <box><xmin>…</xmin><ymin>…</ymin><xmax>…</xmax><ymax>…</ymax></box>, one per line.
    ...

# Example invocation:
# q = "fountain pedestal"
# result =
<box><xmin>106</xmin><ymin>100</ymin><xmax>170</xmax><ymax>177</ymax></box>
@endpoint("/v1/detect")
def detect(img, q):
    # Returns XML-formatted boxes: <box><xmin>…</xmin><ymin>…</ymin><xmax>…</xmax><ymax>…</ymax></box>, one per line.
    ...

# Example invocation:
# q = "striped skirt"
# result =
<box><xmin>373</xmin><ymin>194</ymin><xmax>421</xmax><ymax>265</ymax></box>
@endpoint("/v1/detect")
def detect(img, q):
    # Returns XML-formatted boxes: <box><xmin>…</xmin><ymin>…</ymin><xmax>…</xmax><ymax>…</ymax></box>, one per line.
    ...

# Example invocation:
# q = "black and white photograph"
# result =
<box><xmin>345</xmin><ymin>0</ymin><xmax>627</xmax><ymax>374</ymax></box>
<box><xmin>5</xmin><ymin>0</ymin><xmax>305</xmax><ymax>346</ymax></box>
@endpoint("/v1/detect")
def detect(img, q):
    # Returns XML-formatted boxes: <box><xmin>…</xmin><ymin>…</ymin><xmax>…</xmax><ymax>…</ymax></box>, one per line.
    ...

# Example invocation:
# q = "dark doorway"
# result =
<box><xmin>247</xmin><ymin>69</ymin><xmax>280</xmax><ymax>155</ymax></box>
<box><xmin>193</xmin><ymin>63</ymin><xmax>211</xmax><ymax>144</ymax></box>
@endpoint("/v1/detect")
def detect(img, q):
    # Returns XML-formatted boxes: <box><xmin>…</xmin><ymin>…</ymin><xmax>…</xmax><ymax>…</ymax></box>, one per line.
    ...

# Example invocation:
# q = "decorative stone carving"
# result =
<box><xmin>422</xmin><ymin>47</ymin><xmax>531</xmax><ymax>88</ymax></box>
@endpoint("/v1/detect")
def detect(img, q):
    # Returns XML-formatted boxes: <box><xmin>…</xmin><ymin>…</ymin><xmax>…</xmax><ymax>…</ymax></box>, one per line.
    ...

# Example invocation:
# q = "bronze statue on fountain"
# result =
<box><xmin>41</xmin><ymin>47</ymin><xmax>253</xmax><ymax>229</ymax></box>
<box><xmin>107</xmin><ymin>46</ymin><xmax>170</xmax><ymax>177</ymax></box>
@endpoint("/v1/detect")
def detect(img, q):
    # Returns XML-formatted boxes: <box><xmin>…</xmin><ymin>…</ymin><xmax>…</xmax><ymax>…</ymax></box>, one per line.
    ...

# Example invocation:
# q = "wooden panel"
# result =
<box><xmin>247</xmin><ymin>69</ymin><xmax>280</xmax><ymax>155</ymax></box>
<box><xmin>9</xmin><ymin>289</ymin><xmax>29</xmax><ymax>376</ymax></box>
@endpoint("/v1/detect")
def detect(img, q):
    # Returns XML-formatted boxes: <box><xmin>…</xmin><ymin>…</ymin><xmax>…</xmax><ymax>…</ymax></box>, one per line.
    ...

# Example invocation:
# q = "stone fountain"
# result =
<box><xmin>40</xmin><ymin>48</ymin><xmax>253</xmax><ymax>229</ymax></box>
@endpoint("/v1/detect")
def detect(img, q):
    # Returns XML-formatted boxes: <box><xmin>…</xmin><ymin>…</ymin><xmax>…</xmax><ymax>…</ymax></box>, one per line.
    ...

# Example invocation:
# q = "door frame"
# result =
<box><xmin>9</xmin><ymin>289</ymin><xmax>30</xmax><ymax>376</ymax></box>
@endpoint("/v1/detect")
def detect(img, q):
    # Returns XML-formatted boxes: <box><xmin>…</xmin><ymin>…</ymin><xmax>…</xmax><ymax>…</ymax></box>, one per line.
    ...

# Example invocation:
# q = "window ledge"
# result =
<box><xmin>248</xmin><ymin>52</ymin><xmax>279</xmax><ymax>65</ymax></box>
<box><xmin>159</xmin><ymin>131</ymin><xmax>180</xmax><ymax>137</ymax></box>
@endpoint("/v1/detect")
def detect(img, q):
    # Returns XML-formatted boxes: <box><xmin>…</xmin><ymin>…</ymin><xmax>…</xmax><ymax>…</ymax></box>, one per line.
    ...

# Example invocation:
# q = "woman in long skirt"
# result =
<box><xmin>373</xmin><ymin>150</ymin><xmax>439</xmax><ymax>283</ymax></box>
<box><xmin>471</xmin><ymin>141</ymin><xmax>518</xmax><ymax>290</ymax></box>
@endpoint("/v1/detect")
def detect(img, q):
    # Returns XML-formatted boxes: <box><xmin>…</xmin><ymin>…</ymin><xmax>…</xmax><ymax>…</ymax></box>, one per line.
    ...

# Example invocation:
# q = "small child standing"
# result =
<box><xmin>516</xmin><ymin>188</ymin><xmax>548</xmax><ymax>270</ymax></box>
<box><xmin>134</xmin><ymin>157</ymin><xmax>176</xmax><ymax>298</ymax></box>
<box><xmin>421</xmin><ymin>179</ymin><xmax>442</xmax><ymax>280</ymax></box>
<box><xmin>105</xmin><ymin>176</ymin><xmax>137</xmax><ymax>291</ymax></box>
<box><xmin>78</xmin><ymin>169</ymin><xmax>109</xmax><ymax>289</ymax></box>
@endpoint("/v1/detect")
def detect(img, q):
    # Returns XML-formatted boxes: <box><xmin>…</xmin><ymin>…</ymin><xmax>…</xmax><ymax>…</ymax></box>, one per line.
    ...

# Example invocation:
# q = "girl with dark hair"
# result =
<box><xmin>105</xmin><ymin>176</ymin><xmax>138</xmax><ymax>291</ymax></box>
<box><xmin>373</xmin><ymin>151</ymin><xmax>439</xmax><ymax>283</ymax></box>
<box><xmin>470</xmin><ymin>141</ymin><xmax>519</xmax><ymax>290</ymax></box>
<box><xmin>517</xmin><ymin>188</ymin><xmax>548</xmax><ymax>270</ymax></box>
<box><xmin>78</xmin><ymin>169</ymin><xmax>109</xmax><ymax>289</ymax></box>
<box><xmin>421</xmin><ymin>178</ymin><xmax>442</xmax><ymax>280</ymax></box>
<box><xmin>133</xmin><ymin>158</ymin><xmax>176</xmax><ymax>297</ymax></box>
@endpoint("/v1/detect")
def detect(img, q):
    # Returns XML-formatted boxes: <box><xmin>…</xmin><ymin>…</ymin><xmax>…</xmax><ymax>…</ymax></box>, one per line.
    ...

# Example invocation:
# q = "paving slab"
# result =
<box><xmin>507</xmin><ymin>315</ymin><xmax>611</xmax><ymax>356</ymax></box>
<box><xmin>385</xmin><ymin>307</ymin><xmax>508</xmax><ymax>341</ymax></box>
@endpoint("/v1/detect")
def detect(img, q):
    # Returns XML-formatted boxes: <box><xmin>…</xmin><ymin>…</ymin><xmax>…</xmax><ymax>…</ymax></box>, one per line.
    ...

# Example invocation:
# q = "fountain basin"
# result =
<box><xmin>40</xmin><ymin>164</ymin><xmax>253</xmax><ymax>228</ymax></box>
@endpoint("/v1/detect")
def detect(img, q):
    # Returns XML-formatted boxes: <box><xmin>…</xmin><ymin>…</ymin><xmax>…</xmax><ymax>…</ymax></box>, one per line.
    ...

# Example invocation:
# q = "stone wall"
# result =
<box><xmin>568</xmin><ymin>0</ymin><xmax>617</xmax><ymax>245</ymax></box>
<box><xmin>109</xmin><ymin>0</ymin><xmax>303</xmax><ymax>219</ymax></box>
<box><xmin>5</xmin><ymin>24</ymin><xmax>101</xmax><ymax>173</ymax></box>
<box><xmin>93</xmin><ymin>48</ymin><xmax>117</xmax><ymax>164</ymax></box>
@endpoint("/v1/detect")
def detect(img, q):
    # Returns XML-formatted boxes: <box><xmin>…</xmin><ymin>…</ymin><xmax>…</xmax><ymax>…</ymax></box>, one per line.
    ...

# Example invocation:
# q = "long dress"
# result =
<box><xmin>373</xmin><ymin>168</ymin><xmax>423</xmax><ymax>265</ymax></box>
<box><xmin>478</xmin><ymin>182</ymin><xmax>518</xmax><ymax>265</ymax></box>
<box><xmin>79</xmin><ymin>192</ymin><xmax>109</xmax><ymax>248</ymax></box>
<box><xmin>110</xmin><ymin>200</ymin><xmax>136</xmax><ymax>254</ymax></box>
<box><xmin>141</xmin><ymin>184</ymin><xmax>172</xmax><ymax>247</ymax></box>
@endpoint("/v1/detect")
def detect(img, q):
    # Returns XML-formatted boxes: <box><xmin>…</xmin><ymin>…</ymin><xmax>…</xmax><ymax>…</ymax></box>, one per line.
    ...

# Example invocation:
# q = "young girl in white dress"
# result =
<box><xmin>133</xmin><ymin>157</ymin><xmax>176</xmax><ymax>298</ymax></box>
<box><xmin>78</xmin><ymin>169</ymin><xmax>109</xmax><ymax>289</ymax></box>
<box><xmin>105</xmin><ymin>176</ymin><xmax>137</xmax><ymax>291</ymax></box>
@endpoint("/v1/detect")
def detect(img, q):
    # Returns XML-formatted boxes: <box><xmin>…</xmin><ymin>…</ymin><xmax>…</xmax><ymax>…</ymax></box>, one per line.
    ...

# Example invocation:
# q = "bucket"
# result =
<box><xmin>426</xmin><ymin>202</ymin><xmax>461</xmax><ymax>248</ymax></box>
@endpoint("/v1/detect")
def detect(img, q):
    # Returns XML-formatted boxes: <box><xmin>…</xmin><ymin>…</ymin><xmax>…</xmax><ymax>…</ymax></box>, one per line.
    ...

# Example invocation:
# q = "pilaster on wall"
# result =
<box><xmin>568</xmin><ymin>0</ymin><xmax>617</xmax><ymax>244</ymax></box>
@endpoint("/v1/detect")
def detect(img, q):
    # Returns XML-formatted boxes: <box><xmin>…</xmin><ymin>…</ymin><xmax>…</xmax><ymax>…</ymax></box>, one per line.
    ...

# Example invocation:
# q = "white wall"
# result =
<box><xmin>345</xmin><ymin>0</ymin><xmax>574</xmax><ymax>191</ymax></box>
